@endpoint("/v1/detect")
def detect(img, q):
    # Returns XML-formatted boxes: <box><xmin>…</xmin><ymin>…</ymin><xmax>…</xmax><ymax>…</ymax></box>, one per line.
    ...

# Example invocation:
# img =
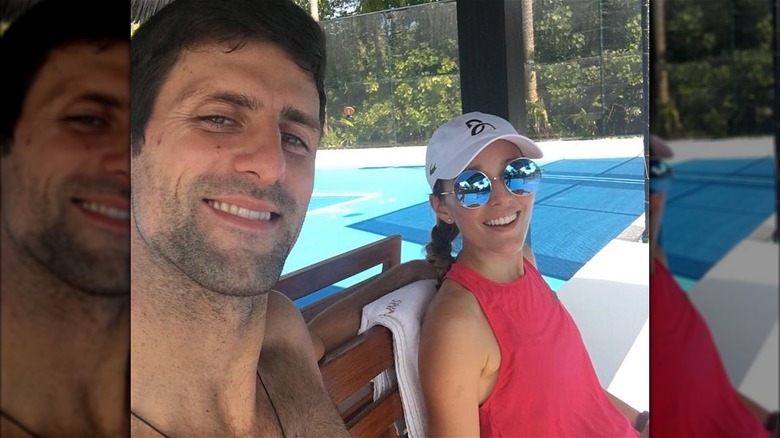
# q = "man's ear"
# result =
<box><xmin>429</xmin><ymin>194</ymin><xmax>453</xmax><ymax>225</ymax></box>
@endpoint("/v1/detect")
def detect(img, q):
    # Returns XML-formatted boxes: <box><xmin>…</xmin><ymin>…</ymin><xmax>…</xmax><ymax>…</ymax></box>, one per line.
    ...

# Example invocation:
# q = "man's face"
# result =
<box><xmin>131</xmin><ymin>41</ymin><xmax>321</xmax><ymax>296</ymax></box>
<box><xmin>1</xmin><ymin>42</ymin><xmax>131</xmax><ymax>295</ymax></box>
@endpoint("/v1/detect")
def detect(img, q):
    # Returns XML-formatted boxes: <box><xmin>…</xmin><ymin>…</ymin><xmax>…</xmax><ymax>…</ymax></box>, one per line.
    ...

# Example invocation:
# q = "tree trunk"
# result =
<box><xmin>652</xmin><ymin>0</ymin><xmax>668</xmax><ymax>104</ymax></box>
<box><xmin>521</xmin><ymin>0</ymin><xmax>538</xmax><ymax>103</ymax></box>
<box><xmin>309</xmin><ymin>0</ymin><xmax>319</xmax><ymax>21</ymax></box>
<box><xmin>651</xmin><ymin>0</ymin><xmax>681</xmax><ymax>136</ymax></box>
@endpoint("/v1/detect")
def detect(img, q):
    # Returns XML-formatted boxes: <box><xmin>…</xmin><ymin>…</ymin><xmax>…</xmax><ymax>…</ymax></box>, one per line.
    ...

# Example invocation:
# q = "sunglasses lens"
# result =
<box><xmin>649</xmin><ymin>159</ymin><xmax>672</xmax><ymax>195</ymax></box>
<box><xmin>504</xmin><ymin>158</ymin><xmax>542</xmax><ymax>196</ymax></box>
<box><xmin>649</xmin><ymin>159</ymin><xmax>672</xmax><ymax>178</ymax></box>
<box><xmin>449</xmin><ymin>159</ymin><xmax>543</xmax><ymax>208</ymax></box>
<box><xmin>454</xmin><ymin>170</ymin><xmax>491</xmax><ymax>208</ymax></box>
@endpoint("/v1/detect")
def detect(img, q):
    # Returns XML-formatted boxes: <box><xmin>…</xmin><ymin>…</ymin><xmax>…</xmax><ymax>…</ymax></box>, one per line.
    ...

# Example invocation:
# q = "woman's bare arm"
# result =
<box><xmin>307</xmin><ymin>259</ymin><xmax>439</xmax><ymax>360</ymax></box>
<box><xmin>418</xmin><ymin>285</ymin><xmax>487</xmax><ymax>437</ymax></box>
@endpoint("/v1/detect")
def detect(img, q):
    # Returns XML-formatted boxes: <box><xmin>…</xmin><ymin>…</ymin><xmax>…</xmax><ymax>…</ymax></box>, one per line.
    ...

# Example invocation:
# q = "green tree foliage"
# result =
<box><xmin>311</xmin><ymin>0</ymin><xmax>644</xmax><ymax>147</ymax></box>
<box><xmin>356</xmin><ymin>0</ymin><xmax>438</xmax><ymax>15</ymax></box>
<box><xmin>656</xmin><ymin>0</ymin><xmax>773</xmax><ymax>138</ymax></box>
<box><xmin>532</xmin><ymin>0</ymin><xmax>642</xmax><ymax>138</ymax></box>
<box><xmin>320</xmin><ymin>2</ymin><xmax>460</xmax><ymax>148</ymax></box>
<box><xmin>293</xmin><ymin>0</ymin><xmax>438</xmax><ymax>19</ymax></box>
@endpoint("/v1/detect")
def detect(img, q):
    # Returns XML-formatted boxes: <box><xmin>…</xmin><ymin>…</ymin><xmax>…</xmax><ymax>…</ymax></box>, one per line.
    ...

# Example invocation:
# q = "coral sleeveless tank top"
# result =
<box><xmin>443</xmin><ymin>260</ymin><xmax>637</xmax><ymax>437</ymax></box>
<box><xmin>650</xmin><ymin>259</ymin><xmax>767</xmax><ymax>437</ymax></box>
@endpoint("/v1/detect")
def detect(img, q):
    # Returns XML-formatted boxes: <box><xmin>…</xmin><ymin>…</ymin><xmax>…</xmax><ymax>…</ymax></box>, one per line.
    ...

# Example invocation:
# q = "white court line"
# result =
<box><xmin>306</xmin><ymin>192</ymin><xmax>381</xmax><ymax>216</ymax></box>
<box><xmin>315</xmin><ymin>137</ymin><xmax>644</xmax><ymax>169</ymax></box>
<box><xmin>672</xmin><ymin>174</ymin><xmax>775</xmax><ymax>186</ymax></box>
<box><xmin>544</xmin><ymin>174</ymin><xmax>643</xmax><ymax>184</ymax></box>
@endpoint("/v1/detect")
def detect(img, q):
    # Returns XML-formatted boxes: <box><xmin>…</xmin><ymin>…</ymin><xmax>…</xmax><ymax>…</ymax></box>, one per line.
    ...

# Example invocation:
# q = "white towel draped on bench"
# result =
<box><xmin>359</xmin><ymin>279</ymin><xmax>437</xmax><ymax>438</ymax></box>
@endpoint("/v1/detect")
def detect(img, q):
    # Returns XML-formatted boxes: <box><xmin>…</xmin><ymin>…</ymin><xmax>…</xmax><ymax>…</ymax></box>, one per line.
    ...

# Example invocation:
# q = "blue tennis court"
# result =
<box><xmin>284</xmin><ymin>152</ymin><xmax>646</xmax><ymax>308</ymax></box>
<box><xmin>661</xmin><ymin>157</ymin><xmax>776</xmax><ymax>285</ymax></box>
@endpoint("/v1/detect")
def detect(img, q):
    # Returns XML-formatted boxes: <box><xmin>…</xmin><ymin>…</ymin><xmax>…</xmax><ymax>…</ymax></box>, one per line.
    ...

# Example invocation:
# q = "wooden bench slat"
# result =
<box><xmin>346</xmin><ymin>387</ymin><xmax>404</xmax><ymax>438</ymax></box>
<box><xmin>337</xmin><ymin>384</ymin><xmax>374</xmax><ymax>419</ymax></box>
<box><xmin>275</xmin><ymin>235</ymin><xmax>401</xmax><ymax>302</ymax></box>
<box><xmin>320</xmin><ymin>325</ymin><xmax>395</xmax><ymax>405</ymax></box>
<box><xmin>280</xmin><ymin>235</ymin><xmax>407</xmax><ymax>436</ymax></box>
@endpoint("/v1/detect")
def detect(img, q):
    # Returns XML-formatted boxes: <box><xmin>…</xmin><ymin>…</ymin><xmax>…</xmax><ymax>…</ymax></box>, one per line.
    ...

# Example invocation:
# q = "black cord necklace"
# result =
<box><xmin>0</xmin><ymin>409</ymin><xmax>39</xmax><ymax>438</ymax></box>
<box><xmin>257</xmin><ymin>370</ymin><xmax>287</xmax><ymax>438</ymax></box>
<box><xmin>131</xmin><ymin>409</ymin><xmax>170</xmax><ymax>438</ymax></box>
<box><xmin>131</xmin><ymin>371</ymin><xmax>286</xmax><ymax>438</ymax></box>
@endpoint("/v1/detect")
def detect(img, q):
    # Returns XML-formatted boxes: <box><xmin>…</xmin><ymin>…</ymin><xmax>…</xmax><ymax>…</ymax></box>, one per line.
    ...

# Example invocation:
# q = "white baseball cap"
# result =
<box><xmin>425</xmin><ymin>111</ymin><xmax>543</xmax><ymax>191</ymax></box>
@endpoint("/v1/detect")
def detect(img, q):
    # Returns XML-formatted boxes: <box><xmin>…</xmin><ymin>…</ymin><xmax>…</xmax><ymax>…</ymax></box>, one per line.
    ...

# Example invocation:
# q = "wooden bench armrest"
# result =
<box><xmin>320</xmin><ymin>325</ymin><xmax>403</xmax><ymax>438</ymax></box>
<box><xmin>320</xmin><ymin>325</ymin><xmax>395</xmax><ymax>405</ymax></box>
<box><xmin>274</xmin><ymin>235</ymin><xmax>401</xmax><ymax>302</ymax></box>
<box><xmin>279</xmin><ymin>236</ymin><xmax>406</xmax><ymax>436</ymax></box>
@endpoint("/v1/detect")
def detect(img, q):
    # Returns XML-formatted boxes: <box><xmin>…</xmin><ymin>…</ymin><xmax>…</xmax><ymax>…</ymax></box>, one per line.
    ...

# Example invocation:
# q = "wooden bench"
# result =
<box><xmin>274</xmin><ymin>235</ymin><xmax>401</xmax><ymax>322</ymax></box>
<box><xmin>274</xmin><ymin>235</ymin><xmax>407</xmax><ymax>437</ymax></box>
<box><xmin>320</xmin><ymin>325</ymin><xmax>404</xmax><ymax>437</ymax></box>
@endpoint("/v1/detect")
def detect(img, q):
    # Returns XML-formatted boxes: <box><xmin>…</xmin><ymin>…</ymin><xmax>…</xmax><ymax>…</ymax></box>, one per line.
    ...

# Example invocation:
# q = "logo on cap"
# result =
<box><xmin>429</xmin><ymin>164</ymin><xmax>437</xmax><ymax>175</ymax></box>
<box><xmin>465</xmin><ymin>119</ymin><xmax>495</xmax><ymax>136</ymax></box>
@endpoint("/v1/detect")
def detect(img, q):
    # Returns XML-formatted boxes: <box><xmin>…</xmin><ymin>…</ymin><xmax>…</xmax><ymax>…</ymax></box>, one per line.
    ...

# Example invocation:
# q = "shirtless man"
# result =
<box><xmin>0</xmin><ymin>1</ymin><xmax>129</xmax><ymax>436</ymax></box>
<box><xmin>129</xmin><ymin>0</ymin><xmax>436</xmax><ymax>436</ymax></box>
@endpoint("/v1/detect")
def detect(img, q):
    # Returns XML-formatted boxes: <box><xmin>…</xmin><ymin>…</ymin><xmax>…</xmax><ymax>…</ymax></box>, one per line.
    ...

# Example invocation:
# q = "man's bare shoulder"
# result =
<box><xmin>260</xmin><ymin>291</ymin><xmax>350</xmax><ymax>437</ymax></box>
<box><xmin>262</xmin><ymin>290</ymin><xmax>319</xmax><ymax>377</ymax></box>
<box><xmin>267</xmin><ymin>289</ymin><xmax>303</xmax><ymax>320</ymax></box>
<box><xmin>265</xmin><ymin>290</ymin><xmax>310</xmax><ymax>345</ymax></box>
<box><xmin>1</xmin><ymin>416</ymin><xmax>35</xmax><ymax>438</ymax></box>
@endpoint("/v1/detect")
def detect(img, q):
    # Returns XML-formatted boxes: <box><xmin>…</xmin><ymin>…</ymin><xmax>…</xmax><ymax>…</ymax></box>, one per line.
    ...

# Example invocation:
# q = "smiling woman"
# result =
<box><xmin>418</xmin><ymin>112</ymin><xmax>645</xmax><ymax>437</ymax></box>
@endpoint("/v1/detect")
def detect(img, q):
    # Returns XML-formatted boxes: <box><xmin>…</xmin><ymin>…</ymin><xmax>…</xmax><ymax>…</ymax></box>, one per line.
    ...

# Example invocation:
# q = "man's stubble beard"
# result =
<box><xmin>141</xmin><ymin>175</ymin><xmax>305</xmax><ymax>297</ymax></box>
<box><xmin>156</xmin><ymin>212</ymin><xmax>302</xmax><ymax>297</ymax></box>
<box><xmin>38</xmin><ymin>217</ymin><xmax>129</xmax><ymax>295</ymax></box>
<box><xmin>3</xmin><ymin>196</ymin><xmax>130</xmax><ymax>296</ymax></box>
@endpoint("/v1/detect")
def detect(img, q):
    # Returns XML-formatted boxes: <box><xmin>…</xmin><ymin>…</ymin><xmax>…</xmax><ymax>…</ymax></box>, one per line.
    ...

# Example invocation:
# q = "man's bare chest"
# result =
<box><xmin>258</xmin><ymin>343</ymin><xmax>349</xmax><ymax>437</ymax></box>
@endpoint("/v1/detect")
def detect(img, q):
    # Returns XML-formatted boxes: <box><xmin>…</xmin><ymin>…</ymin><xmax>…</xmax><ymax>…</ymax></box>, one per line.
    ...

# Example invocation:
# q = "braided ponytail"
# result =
<box><xmin>425</xmin><ymin>182</ymin><xmax>460</xmax><ymax>288</ymax></box>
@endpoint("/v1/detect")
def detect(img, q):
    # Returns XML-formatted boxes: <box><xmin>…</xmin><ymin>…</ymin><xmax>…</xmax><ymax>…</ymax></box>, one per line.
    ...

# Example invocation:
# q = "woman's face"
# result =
<box><xmin>432</xmin><ymin>140</ymin><xmax>536</xmax><ymax>260</ymax></box>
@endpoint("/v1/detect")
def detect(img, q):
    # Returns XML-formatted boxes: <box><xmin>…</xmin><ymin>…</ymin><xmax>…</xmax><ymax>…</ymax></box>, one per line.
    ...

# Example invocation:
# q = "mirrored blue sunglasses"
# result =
<box><xmin>649</xmin><ymin>158</ymin><xmax>672</xmax><ymax>195</ymax></box>
<box><xmin>436</xmin><ymin>158</ymin><xmax>543</xmax><ymax>209</ymax></box>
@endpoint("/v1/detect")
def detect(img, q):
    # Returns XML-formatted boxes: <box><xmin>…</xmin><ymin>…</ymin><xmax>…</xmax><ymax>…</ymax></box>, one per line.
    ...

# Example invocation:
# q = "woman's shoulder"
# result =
<box><xmin>424</xmin><ymin>279</ymin><xmax>486</xmax><ymax>333</ymax></box>
<box><xmin>420</xmin><ymin>279</ymin><xmax>494</xmax><ymax>361</ymax></box>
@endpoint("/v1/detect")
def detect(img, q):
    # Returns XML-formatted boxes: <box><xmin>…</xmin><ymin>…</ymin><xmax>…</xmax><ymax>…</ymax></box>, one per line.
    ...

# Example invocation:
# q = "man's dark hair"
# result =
<box><xmin>130</xmin><ymin>0</ymin><xmax>327</xmax><ymax>157</ymax></box>
<box><xmin>0</xmin><ymin>0</ymin><xmax>128</xmax><ymax>155</ymax></box>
